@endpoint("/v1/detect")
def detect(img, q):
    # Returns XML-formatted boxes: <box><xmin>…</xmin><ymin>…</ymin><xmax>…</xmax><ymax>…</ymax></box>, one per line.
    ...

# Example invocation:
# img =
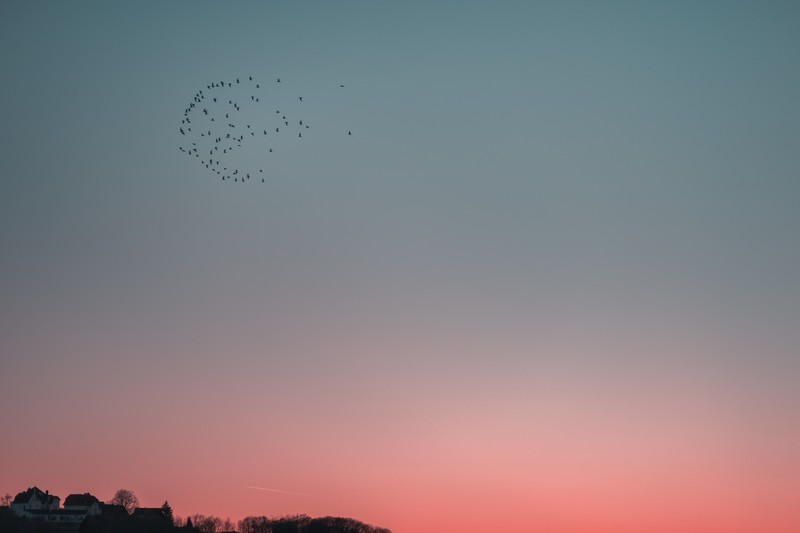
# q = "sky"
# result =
<box><xmin>1</xmin><ymin>1</ymin><xmax>799</xmax><ymax>532</ymax></box>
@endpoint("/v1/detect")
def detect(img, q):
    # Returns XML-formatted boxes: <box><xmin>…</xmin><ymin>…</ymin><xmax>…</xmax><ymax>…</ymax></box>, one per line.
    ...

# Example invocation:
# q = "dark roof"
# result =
<box><xmin>12</xmin><ymin>487</ymin><xmax>59</xmax><ymax>505</ymax></box>
<box><xmin>98</xmin><ymin>503</ymin><xmax>128</xmax><ymax>516</ymax></box>
<box><xmin>132</xmin><ymin>507</ymin><xmax>165</xmax><ymax>517</ymax></box>
<box><xmin>64</xmin><ymin>493</ymin><xmax>100</xmax><ymax>507</ymax></box>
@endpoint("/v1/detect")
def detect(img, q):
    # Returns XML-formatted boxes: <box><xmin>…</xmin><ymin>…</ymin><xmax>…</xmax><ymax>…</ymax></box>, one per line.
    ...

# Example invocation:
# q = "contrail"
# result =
<box><xmin>246</xmin><ymin>485</ymin><xmax>319</xmax><ymax>497</ymax></box>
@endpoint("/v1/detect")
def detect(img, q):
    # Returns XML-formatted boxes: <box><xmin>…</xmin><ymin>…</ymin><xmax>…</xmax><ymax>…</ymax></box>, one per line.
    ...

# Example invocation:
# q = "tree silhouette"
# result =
<box><xmin>238</xmin><ymin>515</ymin><xmax>390</xmax><ymax>533</ymax></box>
<box><xmin>109</xmin><ymin>489</ymin><xmax>139</xmax><ymax>515</ymax></box>
<box><xmin>161</xmin><ymin>501</ymin><xmax>174</xmax><ymax>525</ymax></box>
<box><xmin>187</xmin><ymin>513</ymin><xmax>235</xmax><ymax>533</ymax></box>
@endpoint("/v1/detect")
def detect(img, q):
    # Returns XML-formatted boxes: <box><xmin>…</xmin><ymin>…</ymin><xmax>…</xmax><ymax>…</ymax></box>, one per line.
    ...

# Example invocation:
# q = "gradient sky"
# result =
<box><xmin>2</xmin><ymin>2</ymin><xmax>799</xmax><ymax>532</ymax></box>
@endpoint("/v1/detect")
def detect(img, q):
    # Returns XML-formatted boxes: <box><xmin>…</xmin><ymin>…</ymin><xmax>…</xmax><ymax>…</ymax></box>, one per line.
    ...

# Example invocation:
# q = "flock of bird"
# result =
<box><xmin>178</xmin><ymin>76</ymin><xmax>350</xmax><ymax>183</ymax></box>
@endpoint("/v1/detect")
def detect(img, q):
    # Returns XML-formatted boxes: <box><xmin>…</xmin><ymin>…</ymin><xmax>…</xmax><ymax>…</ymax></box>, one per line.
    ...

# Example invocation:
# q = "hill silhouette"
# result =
<box><xmin>1</xmin><ymin>486</ymin><xmax>390</xmax><ymax>533</ymax></box>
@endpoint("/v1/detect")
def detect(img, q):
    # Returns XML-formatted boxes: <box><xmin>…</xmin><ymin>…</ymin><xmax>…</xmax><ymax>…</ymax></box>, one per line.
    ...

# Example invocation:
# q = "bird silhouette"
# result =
<box><xmin>179</xmin><ymin>75</ymin><xmax>350</xmax><ymax>185</ymax></box>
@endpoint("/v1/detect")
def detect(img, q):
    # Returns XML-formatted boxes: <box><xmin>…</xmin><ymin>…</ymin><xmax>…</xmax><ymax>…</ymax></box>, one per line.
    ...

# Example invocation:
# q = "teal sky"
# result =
<box><xmin>2</xmin><ymin>2</ymin><xmax>799</xmax><ymax>532</ymax></box>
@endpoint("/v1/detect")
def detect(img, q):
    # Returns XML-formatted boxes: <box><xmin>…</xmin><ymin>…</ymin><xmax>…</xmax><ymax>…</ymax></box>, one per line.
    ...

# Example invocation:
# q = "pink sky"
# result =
<box><xmin>3</xmin><ymin>326</ymin><xmax>799</xmax><ymax>532</ymax></box>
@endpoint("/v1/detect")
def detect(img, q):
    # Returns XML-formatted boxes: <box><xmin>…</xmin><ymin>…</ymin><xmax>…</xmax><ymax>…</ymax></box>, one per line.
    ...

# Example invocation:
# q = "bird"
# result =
<box><xmin>348</xmin><ymin>131</ymin><xmax>352</xmax><ymax>135</ymax></box>
<box><xmin>277</xmin><ymin>78</ymin><xmax>281</xmax><ymax>82</ymax></box>
<box><xmin>299</xmin><ymin>96</ymin><xmax>303</xmax><ymax>102</ymax></box>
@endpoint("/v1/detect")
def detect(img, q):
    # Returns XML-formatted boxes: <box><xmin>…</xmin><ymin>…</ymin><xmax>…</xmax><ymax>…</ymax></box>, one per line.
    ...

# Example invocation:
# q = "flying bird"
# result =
<box><xmin>179</xmin><ymin>75</ymin><xmax>350</xmax><ymax>185</ymax></box>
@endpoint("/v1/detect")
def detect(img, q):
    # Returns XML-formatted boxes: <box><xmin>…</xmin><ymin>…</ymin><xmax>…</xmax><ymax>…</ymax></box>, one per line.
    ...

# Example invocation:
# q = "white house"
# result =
<box><xmin>10</xmin><ymin>486</ymin><xmax>60</xmax><ymax>515</ymax></box>
<box><xmin>63</xmin><ymin>492</ymin><xmax>102</xmax><ymax>515</ymax></box>
<box><xmin>11</xmin><ymin>487</ymin><xmax>102</xmax><ymax>528</ymax></box>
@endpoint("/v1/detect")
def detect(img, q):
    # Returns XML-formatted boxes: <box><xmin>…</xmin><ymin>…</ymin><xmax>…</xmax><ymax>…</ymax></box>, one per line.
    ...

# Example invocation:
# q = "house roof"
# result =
<box><xmin>12</xmin><ymin>487</ymin><xmax>59</xmax><ymax>506</ymax></box>
<box><xmin>64</xmin><ymin>493</ymin><xmax>100</xmax><ymax>507</ymax></box>
<box><xmin>98</xmin><ymin>503</ymin><xmax>128</xmax><ymax>516</ymax></box>
<box><xmin>132</xmin><ymin>507</ymin><xmax>165</xmax><ymax>517</ymax></box>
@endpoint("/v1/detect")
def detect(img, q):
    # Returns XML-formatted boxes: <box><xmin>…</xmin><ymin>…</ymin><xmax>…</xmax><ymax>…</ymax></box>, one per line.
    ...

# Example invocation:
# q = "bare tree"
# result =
<box><xmin>189</xmin><ymin>514</ymin><xmax>227</xmax><ymax>533</ymax></box>
<box><xmin>0</xmin><ymin>493</ymin><xmax>12</xmax><ymax>507</ymax></box>
<box><xmin>109</xmin><ymin>489</ymin><xmax>139</xmax><ymax>514</ymax></box>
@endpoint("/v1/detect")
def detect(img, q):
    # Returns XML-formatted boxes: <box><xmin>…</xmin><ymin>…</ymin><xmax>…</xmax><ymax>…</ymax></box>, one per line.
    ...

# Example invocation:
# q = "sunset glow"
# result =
<box><xmin>2</xmin><ymin>2</ymin><xmax>799</xmax><ymax>532</ymax></box>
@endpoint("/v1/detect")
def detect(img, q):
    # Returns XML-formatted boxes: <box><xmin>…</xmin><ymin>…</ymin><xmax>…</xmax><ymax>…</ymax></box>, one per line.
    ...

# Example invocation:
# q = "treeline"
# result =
<box><xmin>0</xmin><ymin>507</ymin><xmax>390</xmax><ymax>533</ymax></box>
<box><xmin>238</xmin><ymin>514</ymin><xmax>391</xmax><ymax>533</ymax></box>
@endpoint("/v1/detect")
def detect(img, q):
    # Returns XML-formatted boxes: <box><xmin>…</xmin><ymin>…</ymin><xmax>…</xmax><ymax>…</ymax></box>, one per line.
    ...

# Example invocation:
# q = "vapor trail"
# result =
<box><xmin>246</xmin><ymin>485</ymin><xmax>319</xmax><ymax>497</ymax></box>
